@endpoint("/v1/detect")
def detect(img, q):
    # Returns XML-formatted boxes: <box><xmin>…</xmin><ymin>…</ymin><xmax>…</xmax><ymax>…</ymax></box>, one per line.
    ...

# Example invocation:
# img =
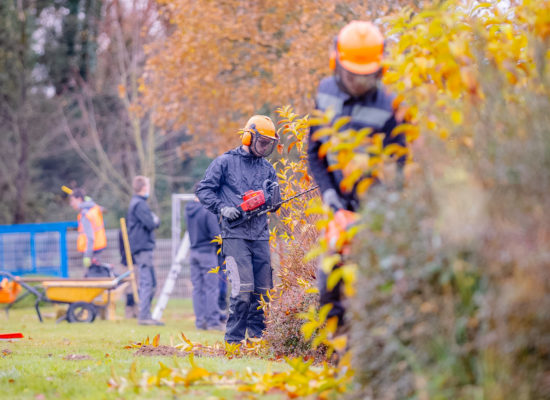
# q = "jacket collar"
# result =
<box><xmin>234</xmin><ymin>145</ymin><xmax>262</xmax><ymax>159</ymax></box>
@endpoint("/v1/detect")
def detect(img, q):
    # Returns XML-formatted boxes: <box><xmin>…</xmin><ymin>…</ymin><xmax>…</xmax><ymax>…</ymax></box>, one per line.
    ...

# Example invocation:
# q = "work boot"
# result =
<box><xmin>125</xmin><ymin>305</ymin><xmax>137</xmax><ymax>319</ymax></box>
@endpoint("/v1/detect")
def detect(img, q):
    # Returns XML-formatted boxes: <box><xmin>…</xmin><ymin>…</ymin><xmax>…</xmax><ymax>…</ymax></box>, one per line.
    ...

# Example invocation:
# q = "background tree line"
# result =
<box><xmin>0</xmin><ymin>0</ymin><xmax>411</xmax><ymax>233</ymax></box>
<box><xmin>0</xmin><ymin>0</ymin><xmax>207</xmax><ymax>233</ymax></box>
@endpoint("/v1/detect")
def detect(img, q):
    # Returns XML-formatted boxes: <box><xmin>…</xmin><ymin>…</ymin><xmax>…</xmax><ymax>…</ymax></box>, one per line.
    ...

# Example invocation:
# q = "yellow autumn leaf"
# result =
<box><xmin>330</xmin><ymin>335</ymin><xmax>348</xmax><ymax>352</ymax></box>
<box><xmin>129</xmin><ymin>360</ymin><xmax>139</xmax><ymax>383</ymax></box>
<box><xmin>326</xmin><ymin>268</ymin><xmax>343</xmax><ymax>291</ymax></box>
<box><xmin>321</xmin><ymin>254</ymin><xmax>341</xmax><ymax>274</ymax></box>
<box><xmin>451</xmin><ymin>109</ymin><xmax>463</xmax><ymax>125</ymax></box>
<box><xmin>157</xmin><ymin>362</ymin><xmax>173</xmax><ymax>381</ymax></box>
<box><xmin>304</xmin><ymin>245</ymin><xmax>326</xmax><ymax>263</ymax></box>
<box><xmin>439</xmin><ymin>129</ymin><xmax>450</xmax><ymax>139</ymax></box>
<box><xmin>325</xmin><ymin>316</ymin><xmax>339</xmax><ymax>336</ymax></box>
<box><xmin>383</xmin><ymin>143</ymin><xmax>409</xmax><ymax>158</ymax></box>
<box><xmin>341</xmin><ymin>264</ymin><xmax>357</xmax><ymax>297</ymax></box>
<box><xmin>356</xmin><ymin>177</ymin><xmax>374</xmax><ymax>195</ymax></box>
<box><xmin>186</xmin><ymin>365</ymin><xmax>210</xmax><ymax>383</ymax></box>
<box><xmin>311</xmin><ymin>127</ymin><xmax>333</xmax><ymax>141</ymax></box>
<box><xmin>210</xmin><ymin>234</ymin><xmax>222</xmax><ymax>244</ymax></box>
<box><xmin>318</xmin><ymin>304</ymin><xmax>333</xmax><ymax>324</ymax></box>
<box><xmin>208</xmin><ymin>266</ymin><xmax>220</xmax><ymax>274</ymax></box>
<box><xmin>318</xmin><ymin>141</ymin><xmax>332</xmax><ymax>158</ymax></box>
<box><xmin>301</xmin><ymin>321</ymin><xmax>318</xmax><ymax>341</ymax></box>
<box><xmin>315</xmin><ymin>219</ymin><xmax>330</xmax><ymax>230</ymax></box>
<box><xmin>331</xmin><ymin>116</ymin><xmax>352</xmax><ymax>132</ymax></box>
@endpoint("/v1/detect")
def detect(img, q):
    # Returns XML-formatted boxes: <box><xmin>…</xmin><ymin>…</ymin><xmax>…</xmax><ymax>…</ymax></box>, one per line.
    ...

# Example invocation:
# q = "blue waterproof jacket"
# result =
<box><xmin>126</xmin><ymin>195</ymin><xmax>159</xmax><ymax>254</ymax></box>
<box><xmin>184</xmin><ymin>200</ymin><xmax>220</xmax><ymax>252</ymax></box>
<box><xmin>308</xmin><ymin>76</ymin><xmax>406</xmax><ymax>210</ymax></box>
<box><xmin>196</xmin><ymin>146</ymin><xmax>279</xmax><ymax>240</ymax></box>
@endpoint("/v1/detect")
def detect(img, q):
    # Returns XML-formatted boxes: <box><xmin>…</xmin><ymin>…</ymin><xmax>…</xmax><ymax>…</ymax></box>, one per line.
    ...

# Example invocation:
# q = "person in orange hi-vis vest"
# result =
<box><xmin>69</xmin><ymin>188</ymin><xmax>107</xmax><ymax>274</ymax></box>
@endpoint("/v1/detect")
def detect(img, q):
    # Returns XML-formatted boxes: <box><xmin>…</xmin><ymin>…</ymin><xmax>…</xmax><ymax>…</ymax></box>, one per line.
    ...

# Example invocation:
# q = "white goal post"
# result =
<box><xmin>152</xmin><ymin>193</ymin><xmax>195</xmax><ymax>321</ymax></box>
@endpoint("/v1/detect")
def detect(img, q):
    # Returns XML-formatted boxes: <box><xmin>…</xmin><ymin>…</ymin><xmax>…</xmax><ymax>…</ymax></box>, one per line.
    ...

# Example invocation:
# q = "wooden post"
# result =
<box><xmin>119</xmin><ymin>218</ymin><xmax>139</xmax><ymax>304</ymax></box>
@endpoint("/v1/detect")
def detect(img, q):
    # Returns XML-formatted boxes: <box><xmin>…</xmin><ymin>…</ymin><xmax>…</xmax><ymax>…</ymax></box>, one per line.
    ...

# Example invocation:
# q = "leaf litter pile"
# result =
<box><xmin>125</xmin><ymin>333</ymin><xmax>252</xmax><ymax>359</ymax></box>
<box><xmin>110</xmin><ymin>333</ymin><xmax>353</xmax><ymax>398</ymax></box>
<box><xmin>134</xmin><ymin>345</ymin><xmax>185</xmax><ymax>357</ymax></box>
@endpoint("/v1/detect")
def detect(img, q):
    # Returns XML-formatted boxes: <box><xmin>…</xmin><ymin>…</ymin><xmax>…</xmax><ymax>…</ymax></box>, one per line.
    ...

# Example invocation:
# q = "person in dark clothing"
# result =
<box><xmin>126</xmin><ymin>175</ymin><xmax>163</xmax><ymax>326</ymax></box>
<box><xmin>308</xmin><ymin>21</ymin><xmax>407</xmax><ymax>213</ymax></box>
<box><xmin>308</xmin><ymin>21</ymin><xmax>408</xmax><ymax>327</ymax></box>
<box><xmin>184</xmin><ymin>193</ymin><xmax>224</xmax><ymax>330</ymax></box>
<box><xmin>196</xmin><ymin>115</ymin><xmax>281</xmax><ymax>344</ymax></box>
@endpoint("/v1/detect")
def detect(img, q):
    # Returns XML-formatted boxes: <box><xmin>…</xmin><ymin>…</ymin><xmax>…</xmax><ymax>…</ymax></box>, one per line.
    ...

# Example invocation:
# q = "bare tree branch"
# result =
<box><xmin>61</xmin><ymin>108</ymin><xmax>130</xmax><ymax>201</ymax></box>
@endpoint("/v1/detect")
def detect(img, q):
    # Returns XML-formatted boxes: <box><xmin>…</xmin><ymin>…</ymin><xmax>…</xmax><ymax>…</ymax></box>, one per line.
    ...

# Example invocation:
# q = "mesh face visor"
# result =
<box><xmin>338</xmin><ymin>66</ymin><xmax>379</xmax><ymax>96</ymax></box>
<box><xmin>251</xmin><ymin>133</ymin><xmax>278</xmax><ymax>157</ymax></box>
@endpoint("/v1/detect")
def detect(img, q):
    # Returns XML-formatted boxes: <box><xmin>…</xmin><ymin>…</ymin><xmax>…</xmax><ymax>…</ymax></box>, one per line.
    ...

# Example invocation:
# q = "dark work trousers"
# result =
<box><xmin>223</xmin><ymin>238</ymin><xmax>272</xmax><ymax>343</ymax></box>
<box><xmin>134</xmin><ymin>250</ymin><xmax>157</xmax><ymax>321</ymax></box>
<box><xmin>317</xmin><ymin>261</ymin><xmax>345</xmax><ymax>326</ymax></box>
<box><xmin>218</xmin><ymin>251</ymin><xmax>228</xmax><ymax>313</ymax></box>
<box><xmin>190</xmin><ymin>249</ymin><xmax>221</xmax><ymax>329</ymax></box>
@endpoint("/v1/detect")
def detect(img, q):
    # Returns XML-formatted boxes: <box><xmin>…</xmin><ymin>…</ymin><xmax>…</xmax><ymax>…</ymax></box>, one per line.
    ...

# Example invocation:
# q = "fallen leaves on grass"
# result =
<box><xmin>1</xmin><ymin>348</ymin><xmax>12</xmax><ymax>357</ymax></box>
<box><xmin>108</xmin><ymin>352</ymin><xmax>353</xmax><ymax>397</ymax></box>
<box><xmin>124</xmin><ymin>333</ymin><xmax>160</xmax><ymax>349</ymax></box>
<box><xmin>134</xmin><ymin>345</ymin><xmax>187</xmax><ymax>357</ymax></box>
<box><xmin>111</xmin><ymin>333</ymin><xmax>352</xmax><ymax>397</ymax></box>
<box><xmin>125</xmin><ymin>333</ymin><xmax>269</xmax><ymax>359</ymax></box>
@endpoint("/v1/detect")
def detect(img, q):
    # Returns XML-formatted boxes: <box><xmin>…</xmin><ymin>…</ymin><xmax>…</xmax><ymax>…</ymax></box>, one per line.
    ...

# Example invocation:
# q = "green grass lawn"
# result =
<box><xmin>0</xmin><ymin>298</ymin><xmax>287</xmax><ymax>399</ymax></box>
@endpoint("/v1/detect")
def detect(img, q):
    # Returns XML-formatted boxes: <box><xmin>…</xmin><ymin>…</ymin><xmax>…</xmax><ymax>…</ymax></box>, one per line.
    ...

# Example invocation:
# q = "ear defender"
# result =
<box><xmin>242</xmin><ymin>130</ymin><xmax>252</xmax><ymax>146</ymax></box>
<box><xmin>242</xmin><ymin>123</ymin><xmax>257</xmax><ymax>146</ymax></box>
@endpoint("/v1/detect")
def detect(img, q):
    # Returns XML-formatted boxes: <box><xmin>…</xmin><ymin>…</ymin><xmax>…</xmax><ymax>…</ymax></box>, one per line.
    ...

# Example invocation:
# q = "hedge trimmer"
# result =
<box><xmin>225</xmin><ymin>185</ymin><xmax>319</xmax><ymax>228</ymax></box>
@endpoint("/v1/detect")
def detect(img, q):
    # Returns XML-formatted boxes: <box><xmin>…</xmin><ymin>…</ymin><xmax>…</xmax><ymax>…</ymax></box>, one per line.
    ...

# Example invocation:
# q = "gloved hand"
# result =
<box><xmin>151</xmin><ymin>212</ymin><xmax>160</xmax><ymax>227</ymax></box>
<box><xmin>262</xmin><ymin>179</ymin><xmax>278</xmax><ymax>192</ymax></box>
<box><xmin>322</xmin><ymin>188</ymin><xmax>345</xmax><ymax>210</ymax></box>
<box><xmin>83</xmin><ymin>257</ymin><xmax>92</xmax><ymax>268</ymax></box>
<box><xmin>263</xmin><ymin>179</ymin><xmax>281</xmax><ymax>206</ymax></box>
<box><xmin>221</xmin><ymin>206</ymin><xmax>241</xmax><ymax>221</ymax></box>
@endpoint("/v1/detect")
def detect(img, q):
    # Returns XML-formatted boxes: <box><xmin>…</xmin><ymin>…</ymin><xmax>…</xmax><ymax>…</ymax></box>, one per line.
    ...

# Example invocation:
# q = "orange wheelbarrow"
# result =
<box><xmin>0</xmin><ymin>270</ymin><xmax>130</xmax><ymax>323</ymax></box>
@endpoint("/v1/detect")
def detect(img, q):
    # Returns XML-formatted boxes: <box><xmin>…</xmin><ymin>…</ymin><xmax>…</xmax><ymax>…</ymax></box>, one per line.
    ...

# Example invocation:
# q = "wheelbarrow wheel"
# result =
<box><xmin>67</xmin><ymin>302</ymin><xmax>97</xmax><ymax>323</ymax></box>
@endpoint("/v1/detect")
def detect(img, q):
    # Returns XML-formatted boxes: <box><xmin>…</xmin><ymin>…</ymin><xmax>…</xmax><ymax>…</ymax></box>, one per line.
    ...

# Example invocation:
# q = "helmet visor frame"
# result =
<box><xmin>251</xmin><ymin>133</ymin><xmax>278</xmax><ymax>157</ymax></box>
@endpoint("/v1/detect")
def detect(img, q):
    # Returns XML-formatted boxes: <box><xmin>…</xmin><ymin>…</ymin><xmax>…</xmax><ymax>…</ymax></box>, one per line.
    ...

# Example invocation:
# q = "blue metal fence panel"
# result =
<box><xmin>0</xmin><ymin>221</ymin><xmax>78</xmax><ymax>277</ymax></box>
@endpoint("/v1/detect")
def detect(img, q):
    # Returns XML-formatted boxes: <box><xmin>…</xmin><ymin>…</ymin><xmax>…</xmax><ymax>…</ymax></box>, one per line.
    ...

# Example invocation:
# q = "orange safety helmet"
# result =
<box><xmin>331</xmin><ymin>21</ymin><xmax>384</xmax><ymax>75</ymax></box>
<box><xmin>242</xmin><ymin>115</ymin><xmax>279</xmax><ymax>157</ymax></box>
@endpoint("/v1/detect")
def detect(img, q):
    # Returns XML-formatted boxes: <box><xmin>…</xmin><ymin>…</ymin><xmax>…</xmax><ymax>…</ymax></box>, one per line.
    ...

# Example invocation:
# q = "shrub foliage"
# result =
<box><xmin>347</xmin><ymin>0</ymin><xmax>550</xmax><ymax>398</ymax></box>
